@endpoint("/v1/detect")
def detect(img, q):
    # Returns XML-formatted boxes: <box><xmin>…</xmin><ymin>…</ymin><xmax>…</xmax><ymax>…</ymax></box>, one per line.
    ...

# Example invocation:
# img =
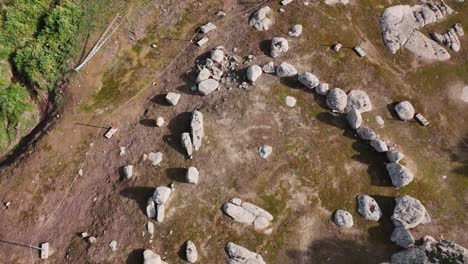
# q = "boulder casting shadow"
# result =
<box><xmin>163</xmin><ymin>111</ymin><xmax>192</xmax><ymax>157</ymax></box>
<box><xmin>120</xmin><ymin>187</ymin><xmax>155</xmax><ymax>216</ymax></box>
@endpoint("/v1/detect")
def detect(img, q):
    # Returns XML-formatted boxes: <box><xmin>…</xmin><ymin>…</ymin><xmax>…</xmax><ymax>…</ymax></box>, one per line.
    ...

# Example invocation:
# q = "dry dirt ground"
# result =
<box><xmin>0</xmin><ymin>0</ymin><xmax>467</xmax><ymax>263</ymax></box>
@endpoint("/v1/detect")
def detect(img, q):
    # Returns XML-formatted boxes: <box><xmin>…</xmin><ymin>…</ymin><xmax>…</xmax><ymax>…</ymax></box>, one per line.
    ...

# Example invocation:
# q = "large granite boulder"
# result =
<box><xmin>333</xmin><ymin>209</ymin><xmax>353</xmax><ymax>227</ymax></box>
<box><xmin>394</xmin><ymin>101</ymin><xmax>415</xmax><ymax>121</ymax></box>
<box><xmin>298</xmin><ymin>72</ymin><xmax>320</xmax><ymax>89</ymax></box>
<box><xmin>345</xmin><ymin>90</ymin><xmax>372</xmax><ymax>113</ymax></box>
<box><xmin>326</xmin><ymin>88</ymin><xmax>347</xmax><ymax>112</ymax></box>
<box><xmin>357</xmin><ymin>195</ymin><xmax>382</xmax><ymax>221</ymax></box>
<box><xmin>271</xmin><ymin>37</ymin><xmax>289</xmax><ymax>57</ymax></box>
<box><xmin>249</xmin><ymin>6</ymin><xmax>273</xmax><ymax>31</ymax></box>
<box><xmin>391</xmin><ymin>195</ymin><xmax>430</xmax><ymax>229</ymax></box>
<box><xmin>386</xmin><ymin>163</ymin><xmax>414</xmax><ymax>188</ymax></box>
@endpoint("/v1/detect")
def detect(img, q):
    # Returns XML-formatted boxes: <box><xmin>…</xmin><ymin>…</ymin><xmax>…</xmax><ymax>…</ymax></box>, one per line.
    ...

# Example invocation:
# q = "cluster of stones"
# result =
<box><xmin>181</xmin><ymin>110</ymin><xmax>204</xmax><ymax>159</ymax></box>
<box><xmin>430</xmin><ymin>23</ymin><xmax>464</xmax><ymax>52</ymax></box>
<box><xmin>223</xmin><ymin>198</ymin><xmax>274</xmax><ymax>232</ymax></box>
<box><xmin>146</xmin><ymin>186</ymin><xmax>173</xmax><ymax>223</ymax></box>
<box><xmin>380</xmin><ymin>1</ymin><xmax>456</xmax><ymax>60</ymax></box>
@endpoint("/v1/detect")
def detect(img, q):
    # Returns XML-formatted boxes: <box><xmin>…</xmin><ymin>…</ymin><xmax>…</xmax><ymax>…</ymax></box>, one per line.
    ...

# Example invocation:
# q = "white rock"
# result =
<box><xmin>181</xmin><ymin>132</ymin><xmax>193</xmax><ymax>157</ymax></box>
<box><xmin>298</xmin><ymin>72</ymin><xmax>320</xmax><ymax>89</ymax></box>
<box><xmin>288</xmin><ymin>24</ymin><xmax>303</xmax><ymax>37</ymax></box>
<box><xmin>148</xmin><ymin>152</ymin><xmax>163</xmax><ymax>166</ymax></box>
<box><xmin>315</xmin><ymin>83</ymin><xmax>329</xmax><ymax>95</ymax></box>
<box><xmin>200</xmin><ymin>22</ymin><xmax>216</xmax><ymax>34</ymax></box>
<box><xmin>276</xmin><ymin>62</ymin><xmax>297</xmax><ymax>77</ymax></box>
<box><xmin>186</xmin><ymin>167</ymin><xmax>199</xmax><ymax>184</ymax></box>
<box><xmin>386</xmin><ymin>163</ymin><xmax>414</xmax><ymax>188</ymax></box>
<box><xmin>146</xmin><ymin>222</ymin><xmax>155</xmax><ymax>236</ymax></box>
<box><xmin>281</xmin><ymin>0</ymin><xmax>293</xmax><ymax>5</ymax></box>
<box><xmin>198</xmin><ymin>79</ymin><xmax>219</xmax><ymax>96</ymax></box>
<box><xmin>391</xmin><ymin>195</ymin><xmax>430</xmax><ymax>229</ymax></box>
<box><xmin>262</xmin><ymin>61</ymin><xmax>275</xmax><ymax>73</ymax></box>
<box><xmin>123</xmin><ymin>165</ymin><xmax>133</xmax><ymax>179</ymax></box>
<box><xmin>197</xmin><ymin>37</ymin><xmax>209</xmax><ymax>46</ymax></box>
<box><xmin>249</xmin><ymin>6</ymin><xmax>273</xmax><ymax>31</ymax></box>
<box><xmin>223</xmin><ymin>202</ymin><xmax>256</xmax><ymax>224</ymax></box>
<box><xmin>211</xmin><ymin>48</ymin><xmax>224</xmax><ymax>63</ymax></box>
<box><xmin>165</xmin><ymin>92</ymin><xmax>181</xmax><ymax>106</ymax></box>
<box><xmin>156</xmin><ymin>117</ymin><xmax>165</xmax><ymax>127</ymax></box>
<box><xmin>119</xmin><ymin>147</ymin><xmax>126</xmax><ymax>156</ymax></box>
<box><xmin>191</xmin><ymin>111</ymin><xmax>204</xmax><ymax>151</ymax></box>
<box><xmin>271</xmin><ymin>37</ymin><xmax>289</xmax><ymax>57</ymax></box>
<box><xmin>394</xmin><ymin>101</ymin><xmax>415</xmax><ymax>121</ymax></box>
<box><xmin>143</xmin><ymin>249</ymin><xmax>162</xmax><ymax>264</ymax></box>
<box><xmin>259</xmin><ymin>145</ymin><xmax>272</xmax><ymax>159</ymax></box>
<box><xmin>285</xmin><ymin>96</ymin><xmax>297</xmax><ymax>107</ymax></box>
<box><xmin>345</xmin><ymin>90</ymin><xmax>372</xmax><ymax>113</ymax></box>
<box><xmin>186</xmin><ymin>240</ymin><xmax>198</xmax><ymax>263</ymax></box>
<box><xmin>147</xmin><ymin>198</ymin><xmax>156</xmax><ymax>218</ymax></box>
<box><xmin>153</xmin><ymin>187</ymin><xmax>172</xmax><ymax>205</ymax></box>
<box><xmin>242</xmin><ymin>202</ymin><xmax>273</xmax><ymax>221</ymax></box>
<box><xmin>196</xmin><ymin>68</ymin><xmax>211</xmax><ymax>83</ymax></box>
<box><xmin>253</xmin><ymin>216</ymin><xmax>270</xmax><ymax>230</ymax></box>
<box><xmin>88</xmin><ymin>236</ymin><xmax>97</xmax><ymax>244</ymax></box>
<box><xmin>326</xmin><ymin>88</ymin><xmax>347</xmax><ymax>112</ymax></box>
<box><xmin>156</xmin><ymin>204</ymin><xmax>165</xmax><ymax>222</ymax></box>
<box><xmin>357</xmin><ymin>195</ymin><xmax>382</xmax><ymax>221</ymax></box>
<box><xmin>375</xmin><ymin>115</ymin><xmax>385</xmax><ymax>127</ymax></box>
<box><xmin>108</xmin><ymin>240</ymin><xmax>117</xmax><ymax>252</ymax></box>
<box><xmin>229</xmin><ymin>197</ymin><xmax>242</xmax><ymax>206</ymax></box>
<box><xmin>247</xmin><ymin>65</ymin><xmax>262</xmax><ymax>83</ymax></box>
<box><xmin>333</xmin><ymin>209</ymin><xmax>353</xmax><ymax>227</ymax></box>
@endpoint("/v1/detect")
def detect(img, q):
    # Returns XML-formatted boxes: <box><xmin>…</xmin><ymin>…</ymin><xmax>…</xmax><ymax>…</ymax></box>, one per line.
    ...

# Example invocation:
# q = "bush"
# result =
<box><xmin>0</xmin><ymin>83</ymin><xmax>32</xmax><ymax>125</ymax></box>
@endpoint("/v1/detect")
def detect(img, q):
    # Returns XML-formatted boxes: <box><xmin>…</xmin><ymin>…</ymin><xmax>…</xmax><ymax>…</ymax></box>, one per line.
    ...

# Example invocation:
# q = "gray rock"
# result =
<box><xmin>143</xmin><ymin>249</ymin><xmax>162</xmax><ymax>264</ymax></box>
<box><xmin>326</xmin><ymin>88</ymin><xmax>347</xmax><ymax>112</ymax></box>
<box><xmin>211</xmin><ymin>48</ymin><xmax>224</xmax><ymax>63</ymax></box>
<box><xmin>394</xmin><ymin>101</ymin><xmax>415</xmax><ymax>121</ymax></box>
<box><xmin>123</xmin><ymin>165</ymin><xmax>133</xmax><ymax>179</ymax></box>
<box><xmin>259</xmin><ymin>145</ymin><xmax>272</xmax><ymax>159</ymax></box>
<box><xmin>346</xmin><ymin>108</ymin><xmax>362</xmax><ymax>129</ymax></box>
<box><xmin>225</xmin><ymin>242</ymin><xmax>266</xmax><ymax>264</ymax></box>
<box><xmin>200</xmin><ymin>22</ymin><xmax>216</xmax><ymax>34</ymax></box>
<box><xmin>153</xmin><ymin>186</ymin><xmax>172</xmax><ymax>205</ymax></box>
<box><xmin>242</xmin><ymin>202</ymin><xmax>273</xmax><ymax>221</ymax></box>
<box><xmin>181</xmin><ymin>132</ymin><xmax>193</xmax><ymax>157</ymax></box>
<box><xmin>271</xmin><ymin>37</ymin><xmax>289</xmax><ymax>57</ymax></box>
<box><xmin>230</xmin><ymin>197</ymin><xmax>242</xmax><ymax>206</ymax></box>
<box><xmin>454</xmin><ymin>23</ymin><xmax>464</xmax><ymax>36</ymax></box>
<box><xmin>186</xmin><ymin>167</ymin><xmax>199</xmax><ymax>184</ymax></box>
<box><xmin>148</xmin><ymin>152</ymin><xmax>163</xmax><ymax>166</ymax></box>
<box><xmin>419</xmin><ymin>236</ymin><xmax>468</xmax><ymax>264</ymax></box>
<box><xmin>345</xmin><ymin>90</ymin><xmax>372</xmax><ymax>113</ymax></box>
<box><xmin>356</xmin><ymin>126</ymin><xmax>376</xmax><ymax>141</ymax></box>
<box><xmin>191</xmin><ymin>111</ymin><xmax>204</xmax><ymax>151</ymax></box>
<box><xmin>386</xmin><ymin>163</ymin><xmax>414</xmax><ymax>188</ymax></box>
<box><xmin>249</xmin><ymin>6</ymin><xmax>273</xmax><ymax>31</ymax></box>
<box><xmin>357</xmin><ymin>195</ymin><xmax>382</xmax><ymax>221</ymax></box>
<box><xmin>288</xmin><ymin>24</ymin><xmax>303</xmax><ymax>37</ymax></box>
<box><xmin>196</xmin><ymin>68</ymin><xmax>211</xmax><ymax>83</ymax></box>
<box><xmin>333</xmin><ymin>209</ymin><xmax>353</xmax><ymax>227</ymax></box>
<box><xmin>166</xmin><ymin>92</ymin><xmax>181</xmax><ymax>105</ymax></box>
<box><xmin>390</xmin><ymin>247</ymin><xmax>428</xmax><ymax>264</ymax></box>
<box><xmin>387</xmin><ymin>150</ymin><xmax>404</xmax><ymax>163</ymax></box>
<box><xmin>370</xmin><ymin>139</ymin><xmax>388</xmax><ymax>152</ymax></box>
<box><xmin>146</xmin><ymin>221</ymin><xmax>154</xmax><ymax>236</ymax></box>
<box><xmin>198</xmin><ymin>79</ymin><xmax>219</xmax><ymax>96</ymax></box>
<box><xmin>391</xmin><ymin>227</ymin><xmax>415</xmax><ymax>248</ymax></box>
<box><xmin>276</xmin><ymin>62</ymin><xmax>297</xmax><ymax>77</ymax></box>
<box><xmin>156</xmin><ymin>204</ymin><xmax>165</xmax><ymax>222</ymax></box>
<box><xmin>146</xmin><ymin>198</ymin><xmax>156</xmax><ymax>218</ymax></box>
<box><xmin>247</xmin><ymin>65</ymin><xmax>262</xmax><ymax>83</ymax></box>
<box><xmin>186</xmin><ymin>240</ymin><xmax>198</xmax><ymax>263</ymax></box>
<box><xmin>391</xmin><ymin>195</ymin><xmax>429</xmax><ymax>229</ymax></box>
<box><xmin>253</xmin><ymin>216</ymin><xmax>270</xmax><ymax>230</ymax></box>
<box><xmin>285</xmin><ymin>96</ymin><xmax>297</xmax><ymax>107</ymax></box>
<box><xmin>298</xmin><ymin>72</ymin><xmax>320</xmax><ymax>89</ymax></box>
<box><xmin>315</xmin><ymin>83</ymin><xmax>329</xmax><ymax>95</ymax></box>
<box><xmin>223</xmin><ymin>202</ymin><xmax>256</xmax><ymax>224</ymax></box>
<box><xmin>262</xmin><ymin>61</ymin><xmax>275</xmax><ymax>73</ymax></box>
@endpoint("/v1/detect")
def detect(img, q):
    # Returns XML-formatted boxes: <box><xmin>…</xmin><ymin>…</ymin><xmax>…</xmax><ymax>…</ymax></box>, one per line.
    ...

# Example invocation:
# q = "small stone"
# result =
<box><xmin>198</xmin><ymin>79</ymin><xmax>219</xmax><ymax>96</ymax></box>
<box><xmin>288</xmin><ymin>24</ymin><xmax>303</xmax><ymax>37</ymax></box>
<box><xmin>345</xmin><ymin>90</ymin><xmax>372</xmax><ymax>113</ymax></box>
<box><xmin>262</xmin><ymin>61</ymin><xmax>275</xmax><ymax>73</ymax></box>
<box><xmin>249</xmin><ymin>6</ymin><xmax>273</xmax><ymax>31</ymax></box>
<box><xmin>81</xmin><ymin>232</ymin><xmax>89</xmax><ymax>238</ymax></box>
<box><xmin>186</xmin><ymin>167</ymin><xmax>199</xmax><ymax>184</ymax></box>
<box><xmin>346</xmin><ymin>108</ymin><xmax>362</xmax><ymax>129</ymax></box>
<box><xmin>191</xmin><ymin>111</ymin><xmax>204</xmax><ymax>151</ymax></box>
<box><xmin>391</xmin><ymin>195</ymin><xmax>430</xmax><ymax>229</ymax></box>
<box><xmin>211</xmin><ymin>48</ymin><xmax>224</xmax><ymax>63</ymax></box>
<box><xmin>78</xmin><ymin>169</ymin><xmax>83</xmax><ymax>176</ymax></box>
<box><xmin>315</xmin><ymin>83</ymin><xmax>329</xmax><ymax>95</ymax></box>
<box><xmin>147</xmin><ymin>222</ymin><xmax>155</xmax><ymax>236</ymax></box>
<box><xmin>298</xmin><ymin>72</ymin><xmax>320</xmax><ymax>89</ymax></box>
<box><xmin>200</xmin><ymin>22</ymin><xmax>216</xmax><ymax>34</ymax></box>
<box><xmin>197</xmin><ymin>37</ymin><xmax>209</xmax><ymax>46</ymax></box>
<box><xmin>196</xmin><ymin>68</ymin><xmax>211</xmax><ymax>83</ymax></box>
<box><xmin>223</xmin><ymin>202</ymin><xmax>256</xmax><ymax>224</ymax></box>
<box><xmin>119</xmin><ymin>146</ymin><xmax>126</xmax><ymax>156</ymax></box>
<box><xmin>216</xmin><ymin>10</ymin><xmax>226</xmax><ymax>17</ymax></box>
<box><xmin>386</xmin><ymin>163</ymin><xmax>414</xmax><ymax>188</ymax></box>
<box><xmin>123</xmin><ymin>165</ymin><xmax>133</xmax><ymax>179</ymax></box>
<box><xmin>370</xmin><ymin>139</ymin><xmax>388</xmax><ymax>152</ymax></box>
<box><xmin>156</xmin><ymin>117</ymin><xmax>165</xmax><ymax>127</ymax></box>
<box><xmin>156</xmin><ymin>204</ymin><xmax>165</xmax><ymax>222</ymax></box>
<box><xmin>276</xmin><ymin>62</ymin><xmax>297</xmax><ymax>77</ymax></box>
<box><xmin>375</xmin><ymin>115</ymin><xmax>385</xmax><ymax>127</ymax></box>
<box><xmin>181</xmin><ymin>132</ymin><xmax>193</xmax><ymax>157</ymax></box>
<box><xmin>394</xmin><ymin>101</ymin><xmax>415</xmax><ymax>121</ymax></box>
<box><xmin>259</xmin><ymin>145</ymin><xmax>272</xmax><ymax>159</ymax></box>
<box><xmin>148</xmin><ymin>152</ymin><xmax>163</xmax><ymax>166</ymax></box>
<box><xmin>108</xmin><ymin>240</ymin><xmax>117</xmax><ymax>252</ymax></box>
<box><xmin>143</xmin><ymin>249</ymin><xmax>162</xmax><ymax>264</ymax></box>
<box><xmin>356</xmin><ymin>127</ymin><xmax>377</xmax><ymax>141</ymax></box>
<box><xmin>271</xmin><ymin>37</ymin><xmax>289</xmax><ymax>57</ymax></box>
<box><xmin>153</xmin><ymin>187</ymin><xmax>172</xmax><ymax>205</ymax></box>
<box><xmin>333</xmin><ymin>209</ymin><xmax>353</xmax><ymax>227</ymax></box>
<box><xmin>285</xmin><ymin>96</ymin><xmax>297</xmax><ymax>107</ymax></box>
<box><xmin>147</xmin><ymin>198</ymin><xmax>156</xmax><ymax>218</ymax></box>
<box><xmin>165</xmin><ymin>92</ymin><xmax>181</xmax><ymax>106</ymax></box>
<box><xmin>247</xmin><ymin>65</ymin><xmax>262</xmax><ymax>83</ymax></box>
<box><xmin>88</xmin><ymin>236</ymin><xmax>96</xmax><ymax>244</ymax></box>
<box><xmin>186</xmin><ymin>240</ymin><xmax>198</xmax><ymax>263</ymax></box>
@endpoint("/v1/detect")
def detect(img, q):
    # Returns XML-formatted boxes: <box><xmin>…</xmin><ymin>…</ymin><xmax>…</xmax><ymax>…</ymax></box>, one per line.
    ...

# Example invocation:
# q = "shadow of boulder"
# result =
<box><xmin>151</xmin><ymin>94</ymin><xmax>172</xmax><ymax>106</ymax></box>
<box><xmin>140</xmin><ymin>119</ymin><xmax>155</xmax><ymax>127</ymax></box>
<box><xmin>163</xmin><ymin>112</ymin><xmax>192</xmax><ymax>156</ymax></box>
<box><xmin>259</xmin><ymin>39</ymin><xmax>271</xmax><ymax>56</ymax></box>
<box><xmin>126</xmin><ymin>248</ymin><xmax>145</xmax><ymax>264</ymax></box>
<box><xmin>166</xmin><ymin>167</ymin><xmax>187</xmax><ymax>182</ymax></box>
<box><xmin>120</xmin><ymin>187</ymin><xmax>154</xmax><ymax>216</ymax></box>
<box><xmin>351</xmin><ymin>141</ymin><xmax>392</xmax><ymax>187</ymax></box>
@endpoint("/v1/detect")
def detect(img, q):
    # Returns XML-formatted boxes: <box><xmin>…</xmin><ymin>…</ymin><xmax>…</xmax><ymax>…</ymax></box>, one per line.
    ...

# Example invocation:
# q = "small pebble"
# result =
<box><xmin>285</xmin><ymin>96</ymin><xmax>297</xmax><ymax>107</ymax></box>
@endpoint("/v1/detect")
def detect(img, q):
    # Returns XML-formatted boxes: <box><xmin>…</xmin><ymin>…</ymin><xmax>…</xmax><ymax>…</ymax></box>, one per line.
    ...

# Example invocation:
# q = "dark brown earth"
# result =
<box><xmin>0</xmin><ymin>0</ymin><xmax>467</xmax><ymax>263</ymax></box>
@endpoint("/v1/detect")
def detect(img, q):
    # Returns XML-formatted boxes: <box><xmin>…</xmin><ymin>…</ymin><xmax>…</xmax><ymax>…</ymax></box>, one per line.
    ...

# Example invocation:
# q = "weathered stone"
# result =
<box><xmin>148</xmin><ymin>152</ymin><xmax>163</xmax><ymax>166</ymax></box>
<box><xmin>191</xmin><ymin>111</ymin><xmax>204</xmax><ymax>151</ymax></box>
<box><xmin>196</xmin><ymin>68</ymin><xmax>211</xmax><ymax>83</ymax></box>
<box><xmin>386</xmin><ymin>163</ymin><xmax>414</xmax><ymax>188</ymax></box>
<box><xmin>357</xmin><ymin>195</ymin><xmax>382</xmax><ymax>221</ymax></box>
<box><xmin>271</xmin><ymin>37</ymin><xmax>289</xmax><ymax>57</ymax></box>
<box><xmin>391</xmin><ymin>195</ymin><xmax>429</xmax><ymax>229</ymax></box>
<box><xmin>186</xmin><ymin>167</ymin><xmax>199</xmax><ymax>184</ymax></box>
<box><xmin>315</xmin><ymin>83</ymin><xmax>329</xmax><ymax>95</ymax></box>
<box><xmin>391</xmin><ymin>227</ymin><xmax>415</xmax><ymax>248</ymax></box>
<box><xmin>454</xmin><ymin>23</ymin><xmax>464</xmax><ymax>36</ymax></box>
<box><xmin>276</xmin><ymin>62</ymin><xmax>297</xmax><ymax>77</ymax></box>
<box><xmin>108</xmin><ymin>240</ymin><xmax>117</xmax><ymax>252</ymax></box>
<box><xmin>249</xmin><ymin>6</ymin><xmax>273</xmax><ymax>31</ymax></box>
<box><xmin>333</xmin><ymin>209</ymin><xmax>353</xmax><ymax>227</ymax></box>
<box><xmin>285</xmin><ymin>96</ymin><xmax>297</xmax><ymax>107</ymax></box>
<box><xmin>404</xmin><ymin>31</ymin><xmax>451</xmax><ymax>60</ymax></box>
<box><xmin>247</xmin><ymin>65</ymin><xmax>262</xmax><ymax>83</ymax></box>
<box><xmin>262</xmin><ymin>61</ymin><xmax>275</xmax><ymax>73</ymax></box>
<box><xmin>198</xmin><ymin>79</ymin><xmax>219</xmax><ymax>96</ymax></box>
<box><xmin>370</xmin><ymin>139</ymin><xmax>388</xmax><ymax>152</ymax></box>
<box><xmin>146</xmin><ymin>221</ymin><xmax>154</xmax><ymax>236</ymax></box>
<box><xmin>395</xmin><ymin>101</ymin><xmax>414</xmax><ymax>121</ymax></box>
<box><xmin>146</xmin><ymin>198</ymin><xmax>156</xmax><ymax>219</ymax></box>
<box><xmin>181</xmin><ymin>132</ymin><xmax>193</xmax><ymax>157</ymax></box>
<box><xmin>326</xmin><ymin>88</ymin><xmax>347</xmax><ymax>112</ymax></box>
<box><xmin>143</xmin><ymin>249</ymin><xmax>162</xmax><ymax>264</ymax></box>
<box><xmin>200</xmin><ymin>22</ymin><xmax>216</xmax><ymax>34</ymax></box>
<box><xmin>387</xmin><ymin>150</ymin><xmax>405</xmax><ymax>163</ymax></box>
<box><xmin>123</xmin><ymin>165</ymin><xmax>133</xmax><ymax>179</ymax></box>
<box><xmin>211</xmin><ymin>48</ymin><xmax>224</xmax><ymax>63</ymax></box>
<box><xmin>288</xmin><ymin>24</ymin><xmax>303</xmax><ymax>37</ymax></box>
<box><xmin>298</xmin><ymin>72</ymin><xmax>320</xmax><ymax>89</ymax></box>
<box><xmin>259</xmin><ymin>145</ymin><xmax>272</xmax><ymax>159</ymax></box>
<box><xmin>153</xmin><ymin>187</ymin><xmax>172</xmax><ymax>205</ymax></box>
<box><xmin>229</xmin><ymin>197</ymin><xmax>242</xmax><ymax>206</ymax></box>
<box><xmin>356</xmin><ymin>126</ymin><xmax>376</xmax><ymax>141</ymax></box>
<box><xmin>225</xmin><ymin>242</ymin><xmax>266</xmax><ymax>264</ymax></box>
<box><xmin>242</xmin><ymin>202</ymin><xmax>273</xmax><ymax>221</ymax></box>
<box><xmin>223</xmin><ymin>202</ymin><xmax>256</xmax><ymax>224</ymax></box>
<box><xmin>346</xmin><ymin>108</ymin><xmax>362</xmax><ymax>129</ymax></box>
<box><xmin>345</xmin><ymin>90</ymin><xmax>372</xmax><ymax>113</ymax></box>
<box><xmin>376</xmin><ymin>115</ymin><xmax>385</xmax><ymax>127</ymax></box>
<box><xmin>156</xmin><ymin>117</ymin><xmax>165</xmax><ymax>127</ymax></box>
<box><xmin>166</xmin><ymin>92</ymin><xmax>181</xmax><ymax>106</ymax></box>
<box><xmin>253</xmin><ymin>216</ymin><xmax>270</xmax><ymax>230</ymax></box>
<box><xmin>186</xmin><ymin>240</ymin><xmax>198</xmax><ymax>263</ymax></box>
<box><xmin>156</xmin><ymin>204</ymin><xmax>165</xmax><ymax>222</ymax></box>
